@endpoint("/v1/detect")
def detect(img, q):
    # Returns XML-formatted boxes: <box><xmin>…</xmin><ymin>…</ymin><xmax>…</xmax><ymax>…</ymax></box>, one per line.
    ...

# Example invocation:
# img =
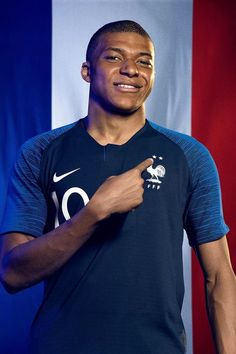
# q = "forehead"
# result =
<box><xmin>94</xmin><ymin>32</ymin><xmax>154</xmax><ymax>57</ymax></box>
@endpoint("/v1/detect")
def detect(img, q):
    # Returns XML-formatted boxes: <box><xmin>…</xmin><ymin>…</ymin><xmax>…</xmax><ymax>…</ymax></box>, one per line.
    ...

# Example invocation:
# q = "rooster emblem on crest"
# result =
<box><xmin>146</xmin><ymin>155</ymin><xmax>166</xmax><ymax>189</ymax></box>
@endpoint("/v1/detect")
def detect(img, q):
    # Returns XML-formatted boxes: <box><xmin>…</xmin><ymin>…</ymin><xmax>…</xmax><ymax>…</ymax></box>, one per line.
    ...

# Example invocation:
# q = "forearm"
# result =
<box><xmin>206</xmin><ymin>270</ymin><xmax>236</xmax><ymax>354</ymax></box>
<box><xmin>1</xmin><ymin>203</ymin><xmax>102</xmax><ymax>292</ymax></box>
<box><xmin>1</xmin><ymin>158</ymin><xmax>152</xmax><ymax>293</ymax></box>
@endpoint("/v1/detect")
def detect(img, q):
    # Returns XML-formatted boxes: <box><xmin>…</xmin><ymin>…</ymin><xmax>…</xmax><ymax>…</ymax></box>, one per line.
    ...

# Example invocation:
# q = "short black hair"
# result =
<box><xmin>86</xmin><ymin>20</ymin><xmax>152</xmax><ymax>62</ymax></box>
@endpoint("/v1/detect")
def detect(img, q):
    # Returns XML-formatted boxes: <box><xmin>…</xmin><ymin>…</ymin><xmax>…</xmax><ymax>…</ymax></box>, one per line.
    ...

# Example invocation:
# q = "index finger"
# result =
<box><xmin>135</xmin><ymin>158</ymin><xmax>153</xmax><ymax>173</ymax></box>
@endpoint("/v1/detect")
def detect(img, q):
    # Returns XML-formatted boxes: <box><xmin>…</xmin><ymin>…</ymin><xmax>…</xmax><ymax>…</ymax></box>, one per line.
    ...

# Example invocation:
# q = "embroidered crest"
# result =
<box><xmin>146</xmin><ymin>155</ymin><xmax>166</xmax><ymax>190</ymax></box>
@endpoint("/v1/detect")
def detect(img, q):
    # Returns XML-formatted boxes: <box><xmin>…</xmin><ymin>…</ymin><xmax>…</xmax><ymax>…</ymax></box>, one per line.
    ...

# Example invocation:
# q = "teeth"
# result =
<box><xmin>118</xmin><ymin>84</ymin><xmax>136</xmax><ymax>88</ymax></box>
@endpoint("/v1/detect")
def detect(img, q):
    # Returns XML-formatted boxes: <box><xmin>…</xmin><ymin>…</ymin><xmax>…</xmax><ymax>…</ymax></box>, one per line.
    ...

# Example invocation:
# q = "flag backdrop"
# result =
<box><xmin>0</xmin><ymin>1</ymin><xmax>235</xmax><ymax>353</ymax></box>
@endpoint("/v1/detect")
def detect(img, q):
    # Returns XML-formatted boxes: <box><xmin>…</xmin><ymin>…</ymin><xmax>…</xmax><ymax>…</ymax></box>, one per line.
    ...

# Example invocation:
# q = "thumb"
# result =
<box><xmin>135</xmin><ymin>158</ymin><xmax>153</xmax><ymax>173</ymax></box>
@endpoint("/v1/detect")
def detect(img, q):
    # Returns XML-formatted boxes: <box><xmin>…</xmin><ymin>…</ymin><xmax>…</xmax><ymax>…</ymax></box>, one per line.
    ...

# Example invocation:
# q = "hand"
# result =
<box><xmin>88</xmin><ymin>158</ymin><xmax>153</xmax><ymax>220</ymax></box>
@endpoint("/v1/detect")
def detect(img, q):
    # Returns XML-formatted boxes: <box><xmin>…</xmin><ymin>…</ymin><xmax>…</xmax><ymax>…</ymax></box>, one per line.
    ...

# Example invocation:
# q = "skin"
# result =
<box><xmin>81</xmin><ymin>32</ymin><xmax>155</xmax><ymax>145</ymax></box>
<box><xmin>0</xmin><ymin>31</ymin><xmax>235</xmax><ymax>354</ymax></box>
<box><xmin>0</xmin><ymin>158</ymin><xmax>152</xmax><ymax>291</ymax></box>
<box><xmin>195</xmin><ymin>239</ymin><xmax>236</xmax><ymax>354</ymax></box>
<box><xmin>0</xmin><ymin>32</ymin><xmax>155</xmax><ymax>290</ymax></box>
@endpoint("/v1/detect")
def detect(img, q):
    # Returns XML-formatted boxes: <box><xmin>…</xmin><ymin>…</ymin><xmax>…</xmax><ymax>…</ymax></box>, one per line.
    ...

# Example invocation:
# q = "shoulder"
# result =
<box><xmin>148</xmin><ymin>120</ymin><xmax>210</xmax><ymax>157</ymax></box>
<box><xmin>15</xmin><ymin>122</ymin><xmax>77</xmax><ymax>181</ymax></box>
<box><xmin>20</xmin><ymin>122</ymin><xmax>76</xmax><ymax>157</ymax></box>
<box><xmin>148</xmin><ymin>120</ymin><xmax>217</xmax><ymax>185</ymax></box>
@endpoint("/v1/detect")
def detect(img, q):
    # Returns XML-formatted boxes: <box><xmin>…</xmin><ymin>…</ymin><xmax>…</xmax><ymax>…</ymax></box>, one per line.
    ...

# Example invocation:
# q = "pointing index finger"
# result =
<box><xmin>135</xmin><ymin>158</ymin><xmax>153</xmax><ymax>173</ymax></box>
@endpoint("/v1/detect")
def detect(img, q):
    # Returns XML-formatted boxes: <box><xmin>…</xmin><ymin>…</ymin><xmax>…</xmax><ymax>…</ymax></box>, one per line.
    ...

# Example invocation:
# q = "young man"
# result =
<box><xmin>0</xmin><ymin>20</ymin><xmax>235</xmax><ymax>354</ymax></box>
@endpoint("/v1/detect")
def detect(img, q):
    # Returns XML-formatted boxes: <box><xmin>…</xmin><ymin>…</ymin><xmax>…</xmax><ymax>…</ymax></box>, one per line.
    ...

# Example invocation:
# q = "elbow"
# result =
<box><xmin>0</xmin><ymin>265</ymin><xmax>25</xmax><ymax>294</ymax></box>
<box><xmin>205</xmin><ymin>273</ymin><xmax>223</xmax><ymax>300</ymax></box>
<box><xmin>205</xmin><ymin>268</ymin><xmax>236</xmax><ymax>301</ymax></box>
<box><xmin>205</xmin><ymin>275</ymin><xmax>216</xmax><ymax>294</ymax></box>
<box><xmin>1</xmin><ymin>279</ymin><xmax>20</xmax><ymax>294</ymax></box>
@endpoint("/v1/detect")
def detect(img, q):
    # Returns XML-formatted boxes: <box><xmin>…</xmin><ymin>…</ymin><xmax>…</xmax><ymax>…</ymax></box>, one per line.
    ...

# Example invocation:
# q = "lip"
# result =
<box><xmin>113</xmin><ymin>82</ymin><xmax>142</xmax><ymax>92</ymax></box>
<box><xmin>114</xmin><ymin>82</ymin><xmax>142</xmax><ymax>88</ymax></box>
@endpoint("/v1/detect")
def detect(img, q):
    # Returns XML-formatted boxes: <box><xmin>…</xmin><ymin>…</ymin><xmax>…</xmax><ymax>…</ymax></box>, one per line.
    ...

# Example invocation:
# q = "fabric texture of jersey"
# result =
<box><xmin>0</xmin><ymin>119</ymin><xmax>229</xmax><ymax>354</ymax></box>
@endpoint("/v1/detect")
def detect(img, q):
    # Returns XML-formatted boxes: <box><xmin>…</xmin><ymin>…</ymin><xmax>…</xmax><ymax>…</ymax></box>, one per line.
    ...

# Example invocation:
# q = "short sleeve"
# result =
<box><xmin>183</xmin><ymin>142</ymin><xmax>229</xmax><ymax>246</ymax></box>
<box><xmin>0</xmin><ymin>139</ymin><xmax>47</xmax><ymax>237</ymax></box>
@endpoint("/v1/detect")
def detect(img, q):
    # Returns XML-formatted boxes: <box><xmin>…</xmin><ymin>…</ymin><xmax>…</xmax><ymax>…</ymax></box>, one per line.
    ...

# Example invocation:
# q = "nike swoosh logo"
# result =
<box><xmin>53</xmin><ymin>167</ymin><xmax>80</xmax><ymax>183</ymax></box>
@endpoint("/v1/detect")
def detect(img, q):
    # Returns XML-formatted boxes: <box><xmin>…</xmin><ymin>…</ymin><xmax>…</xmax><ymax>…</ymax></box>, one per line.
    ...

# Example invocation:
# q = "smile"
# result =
<box><xmin>114</xmin><ymin>82</ymin><xmax>142</xmax><ymax>92</ymax></box>
<box><xmin>118</xmin><ymin>84</ymin><xmax>136</xmax><ymax>88</ymax></box>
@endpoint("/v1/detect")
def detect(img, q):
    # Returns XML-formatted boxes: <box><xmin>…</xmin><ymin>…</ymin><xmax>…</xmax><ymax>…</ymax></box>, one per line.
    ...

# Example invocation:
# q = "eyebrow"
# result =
<box><xmin>104</xmin><ymin>47</ymin><xmax>153</xmax><ymax>59</ymax></box>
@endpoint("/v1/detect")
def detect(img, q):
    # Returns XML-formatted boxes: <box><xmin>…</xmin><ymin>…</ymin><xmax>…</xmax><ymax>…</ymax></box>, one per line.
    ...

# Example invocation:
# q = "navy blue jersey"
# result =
<box><xmin>0</xmin><ymin>119</ymin><xmax>229</xmax><ymax>354</ymax></box>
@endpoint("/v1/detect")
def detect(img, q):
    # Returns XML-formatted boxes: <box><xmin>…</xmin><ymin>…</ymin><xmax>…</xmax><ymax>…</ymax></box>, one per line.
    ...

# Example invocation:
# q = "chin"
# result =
<box><xmin>110</xmin><ymin>100</ymin><xmax>143</xmax><ymax>114</ymax></box>
<box><xmin>111</xmin><ymin>105</ymin><xmax>141</xmax><ymax>116</ymax></box>
<box><xmin>94</xmin><ymin>94</ymin><xmax>143</xmax><ymax>115</ymax></box>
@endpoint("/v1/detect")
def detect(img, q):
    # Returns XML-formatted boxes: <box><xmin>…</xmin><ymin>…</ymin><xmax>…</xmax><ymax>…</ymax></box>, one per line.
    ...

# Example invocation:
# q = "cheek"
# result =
<box><xmin>141</xmin><ymin>71</ymin><xmax>154</xmax><ymax>87</ymax></box>
<box><xmin>147</xmin><ymin>71</ymin><xmax>155</xmax><ymax>85</ymax></box>
<box><xmin>91</xmin><ymin>74</ymin><xmax>107</xmax><ymax>92</ymax></box>
<box><xmin>145</xmin><ymin>78</ymin><xmax>154</xmax><ymax>96</ymax></box>
<box><xmin>92</xmin><ymin>70</ymin><xmax>112</xmax><ymax>86</ymax></box>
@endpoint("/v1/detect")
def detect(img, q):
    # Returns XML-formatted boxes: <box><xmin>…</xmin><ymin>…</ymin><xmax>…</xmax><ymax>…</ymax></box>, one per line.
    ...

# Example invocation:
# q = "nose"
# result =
<box><xmin>120</xmin><ymin>59</ymin><xmax>139</xmax><ymax>77</ymax></box>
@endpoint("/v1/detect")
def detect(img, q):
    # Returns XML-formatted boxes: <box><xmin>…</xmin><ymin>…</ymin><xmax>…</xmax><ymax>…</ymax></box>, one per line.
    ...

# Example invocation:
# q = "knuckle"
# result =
<box><xmin>139</xmin><ymin>196</ymin><xmax>143</xmax><ymax>204</ymax></box>
<box><xmin>133</xmin><ymin>167</ymin><xmax>140</xmax><ymax>176</ymax></box>
<box><xmin>139</xmin><ymin>177</ymin><xmax>144</xmax><ymax>185</ymax></box>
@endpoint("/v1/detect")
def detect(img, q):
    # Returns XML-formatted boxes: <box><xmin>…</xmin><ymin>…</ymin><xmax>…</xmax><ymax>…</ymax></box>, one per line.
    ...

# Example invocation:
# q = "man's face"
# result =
<box><xmin>84</xmin><ymin>32</ymin><xmax>155</xmax><ymax>114</ymax></box>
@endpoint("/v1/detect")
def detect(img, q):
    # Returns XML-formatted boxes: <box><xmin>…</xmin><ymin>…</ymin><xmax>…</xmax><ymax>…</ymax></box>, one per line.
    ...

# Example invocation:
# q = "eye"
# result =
<box><xmin>137</xmin><ymin>60</ymin><xmax>152</xmax><ymax>68</ymax></box>
<box><xmin>104</xmin><ymin>55</ymin><xmax>121</xmax><ymax>62</ymax></box>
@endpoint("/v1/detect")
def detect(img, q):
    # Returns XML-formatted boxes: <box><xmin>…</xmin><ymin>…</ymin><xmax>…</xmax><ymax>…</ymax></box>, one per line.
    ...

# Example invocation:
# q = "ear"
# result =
<box><xmin>81</xmin><ymin>62</ymin><xmax>91</xmax><ymax>83</ymax></box>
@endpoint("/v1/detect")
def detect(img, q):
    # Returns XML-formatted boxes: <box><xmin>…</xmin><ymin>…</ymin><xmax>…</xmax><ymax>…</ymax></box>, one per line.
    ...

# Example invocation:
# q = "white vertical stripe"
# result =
<box><xmin>52</xmin><ymin>1</ymin><xmax>193</xmax><ymax>353</ymax></box>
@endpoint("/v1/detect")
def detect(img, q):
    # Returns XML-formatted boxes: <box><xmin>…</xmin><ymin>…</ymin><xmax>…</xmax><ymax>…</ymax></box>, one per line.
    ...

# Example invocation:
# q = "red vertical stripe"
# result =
<box><xmin>192</xmin><ymin>1</ymin><xmax>236</xmax><ymax>353</ymax></box>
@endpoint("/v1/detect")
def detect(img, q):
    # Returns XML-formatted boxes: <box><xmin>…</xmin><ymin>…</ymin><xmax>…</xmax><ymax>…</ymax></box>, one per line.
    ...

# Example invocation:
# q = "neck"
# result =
<box><xmin>85</xmin><ymin>101</ymin><xmax>146</xmax><ymax>146</ymax></box>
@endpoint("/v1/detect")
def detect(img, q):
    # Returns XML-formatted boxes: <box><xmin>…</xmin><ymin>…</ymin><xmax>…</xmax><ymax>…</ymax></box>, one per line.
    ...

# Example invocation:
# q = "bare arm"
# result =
<box><xmin>0</xmin><ymin>158</ymin><xmax>153</xmax><ymax>293</ymax></box>
<box><xmin>195</xmin><ymin>236</ymin><xmax>236</xmax><ymax>354</ymax></box>
<box><xmin>0</xmin><ymin>205</ymin><xmax>100</xmax><ymax>293</ymax></box>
